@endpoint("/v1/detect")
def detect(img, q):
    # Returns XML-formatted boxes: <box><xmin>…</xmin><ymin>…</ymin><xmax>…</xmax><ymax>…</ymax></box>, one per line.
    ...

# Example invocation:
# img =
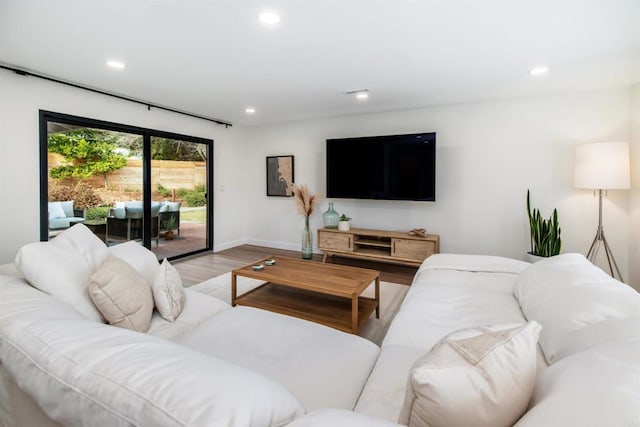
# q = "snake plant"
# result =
<box><xmin>526</xmin><ymin>190</ymin><xmax>561</xmax><ymax>257</ymax></box>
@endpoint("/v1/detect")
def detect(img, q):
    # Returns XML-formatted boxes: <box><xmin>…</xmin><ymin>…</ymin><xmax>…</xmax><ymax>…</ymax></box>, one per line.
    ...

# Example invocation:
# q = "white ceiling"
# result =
<box><xmin>1</xmin><ymin>1</ymin><xmax>639</xmax><ymax>126</ymax></box>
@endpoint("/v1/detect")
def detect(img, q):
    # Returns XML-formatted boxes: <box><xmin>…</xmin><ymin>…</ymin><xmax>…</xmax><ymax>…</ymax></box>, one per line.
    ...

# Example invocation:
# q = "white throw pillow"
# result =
<box><xmin>107</xmin><ymin>240</ymin><xmax>160</xmax><ymax>285</ymax></box>
<box><xmin>47</xmin><ymin>201</ymin><xmax>66</xmax><ymax>219</ymax></box>
<box><xmin>89</xmin><ymin>255</ymin><xmax>154</xmax><ymax>332</ymax></box>
<box><xmin>0</xmin><ymin>319</ymin><xmax>305</xmax><ymax>427</ymax></box>
<box><xmin>152</xmin><ymin>259</ymin><xmax>185</xmax><ymax>322</ymax></box>
<box><xmin>398</xmin><ymin>321</ymin><xmax>542</xmax><ymax>427</ymax></box>
<box><xmin>15</xmin><ymin>224</ymin><xmax>107</xmax><ymax>321</ymax></box>
<box><xmin>514</xmin><ymin>253</ymin><xmax>640</xmax><ymax>364</ymax></box>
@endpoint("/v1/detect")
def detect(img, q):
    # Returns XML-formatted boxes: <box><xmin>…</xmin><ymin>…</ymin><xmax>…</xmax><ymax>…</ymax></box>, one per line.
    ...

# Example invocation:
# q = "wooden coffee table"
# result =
<box><xmin>231</xmin><ymin>256</ymin><xmax>380</xmax><ymax>334</ymax></box>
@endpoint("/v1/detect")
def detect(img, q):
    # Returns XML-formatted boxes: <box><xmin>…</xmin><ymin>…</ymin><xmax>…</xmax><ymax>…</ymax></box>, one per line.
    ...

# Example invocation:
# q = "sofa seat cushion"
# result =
<box><xmin>0</xmin><ymin>319</ymin><xmax>305</xmax><ymax>427</ymax></box>
<box><xmin>174</xmin><ymin>306</ymin><xmax>380</xmax><ymax>411</ymax></box>
<box><xmin>515</xmin><ymin>333</ymin><xmax>640</xmax><ymax>427</ymax></box>
<box><xmin>48</xmin><ymin>216</ymin><xmax>85</xmax><ymax>230</ymax></box>
<box><xmin>14</xmin><ymin>224</ymin><xmax>107</xmax><ymax>321</ymax></box>
<box><xmin>147</xmin><ymin>288</ymin><xmax>230</xmax><ymax>340</ymax></box>
<box><xmin>287</xmin><ymin>409</ymin><xmax>402</xmax><ymax>426</ymax></box>
<box><xmin>383</xmin><ymin>268</ymin><xmax>527</xmax><ymax>350</ymax></box>
<box><xmin>514</xmin><ymin>253</ymin><xmax>640</xmax><ymax>364</ymax></box>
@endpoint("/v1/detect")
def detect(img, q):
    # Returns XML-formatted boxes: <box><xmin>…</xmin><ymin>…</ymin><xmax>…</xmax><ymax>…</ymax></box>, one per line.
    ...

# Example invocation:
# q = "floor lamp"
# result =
<box><xmin>574</xmin><ymin>141</ymin><xmax>630</xmax><ymax>282</ymax></box>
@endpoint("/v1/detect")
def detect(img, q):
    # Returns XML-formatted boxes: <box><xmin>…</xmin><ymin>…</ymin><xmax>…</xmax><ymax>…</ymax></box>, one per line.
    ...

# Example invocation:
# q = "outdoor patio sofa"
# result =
<box><xmin>47</xmin><ymin>200</ymin><xmax>85</xmax><ymax>231</ymax></box>
<box><xmin>106</xmin><ymin>201</ymin><xmax>181</xmax><ymax>246</ymax></box>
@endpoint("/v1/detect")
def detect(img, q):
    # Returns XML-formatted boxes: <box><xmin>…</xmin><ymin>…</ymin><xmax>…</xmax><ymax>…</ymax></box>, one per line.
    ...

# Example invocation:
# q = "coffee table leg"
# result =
<box><xmin>322</xmin><ymin>252</ymin><xmax>328</xmax><ymax>263</ymax></box>
<box><xmin>375</xmin><ymin>276</ymin><xmax>380</xmax><ymax>319</ymax></box>
<box><xmin>231</xmin><ymin>272</ymin><xmax>237</xmax><ymax>307</ymax></box>
<box><xmin>352</xmin><ymin>294</ymin><xmax>358</xmax><ymax>334</ymax></box>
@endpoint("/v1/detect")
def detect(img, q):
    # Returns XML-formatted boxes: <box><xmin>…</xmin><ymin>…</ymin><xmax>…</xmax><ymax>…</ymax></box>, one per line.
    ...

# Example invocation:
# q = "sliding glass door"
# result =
<box><xmin>40</xmin><ymin>111</ymin><xmax>213</xmax><ymax>260</ymax></box>
<box><xmin>151</xmin><ymin>136</ymin><xmax>209</xmax><ymax>259</ymax></box>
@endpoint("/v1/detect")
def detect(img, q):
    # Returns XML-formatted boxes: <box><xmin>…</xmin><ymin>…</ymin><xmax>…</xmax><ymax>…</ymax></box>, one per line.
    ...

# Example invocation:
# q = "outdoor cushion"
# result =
<box><xmin>60</xmin><ymin>200</ymin><xmax>74</xmax><ymax>218</ymax></box>
<box><xmin>160</xmin><ymin>201</ymin><xmax>181</xmax><ymax>212</ymax></box>
<box><xmin>47</xmin><ymin>201</ymin><xmax>65</xmax><ymax>220</ymax></box>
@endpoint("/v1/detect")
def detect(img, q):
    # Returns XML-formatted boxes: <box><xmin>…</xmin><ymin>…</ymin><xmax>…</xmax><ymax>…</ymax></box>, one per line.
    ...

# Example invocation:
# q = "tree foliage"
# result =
<box><xmin>48</xmin><ymin>129</ymin><xmax>127</xmax><ymax>187</ymax></box>
<box><xmin>152</xmin><ymin>138</ymin><xmax>206</xmax><ymax>161</ymax></box>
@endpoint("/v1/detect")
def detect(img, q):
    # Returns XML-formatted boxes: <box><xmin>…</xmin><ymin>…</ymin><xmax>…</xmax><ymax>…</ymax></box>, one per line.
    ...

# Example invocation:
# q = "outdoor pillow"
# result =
<box><xmin>15</xmin><ymin>224</ymin><xmax>107</xmax><ymax>321</ymax></box>
<box><xmin>399</xmin><ymin>321</ymin><xmax>541</xmax><ymax>427</ymax></box>
<box><xmin>60</xmin><ymin>200</ymin><xmax>74</xmax><ymax>218</ymax></box>
<box><xmin>152</xmin><ymin>259</ymin><xmax>185</xmax><ymax>322</ymax></box>
<box><xmin>47</xmin><ymin>201</ymin><xmax>65</xmax><ymax>220</ymax></box>
<box><xmin>89</xmin><ymin>254</ymin><xmax>154</xmax><ymax>332</ymax></box>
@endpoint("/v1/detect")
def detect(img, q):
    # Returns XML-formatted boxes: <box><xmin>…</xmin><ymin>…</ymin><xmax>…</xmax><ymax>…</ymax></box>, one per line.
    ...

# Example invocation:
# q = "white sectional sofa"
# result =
<box><xmin>1</xmin><ymin>224</ymin><xmax>639</xmax><ymax>426</ymax></box>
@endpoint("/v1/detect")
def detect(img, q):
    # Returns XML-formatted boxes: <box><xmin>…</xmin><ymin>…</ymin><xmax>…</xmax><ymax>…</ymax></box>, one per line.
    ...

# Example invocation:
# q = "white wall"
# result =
<box><xmin>244</xmin><ymin>88</ymin><xmax>632</xmax><ymax>277</ymax></box>
<box><xmin>0</xmin><ymin>69</ymin><xmax>249</xmax><ymax>263</ymax></box>
<box><xmin>1</xmin><ymin>69</ymin><xmax>634</xmax><ymax>280</ymax></box>
<box><xmin>629</xmin><ymin>84</ymin><xmax>640</xmax><ymax>290</ymax></box>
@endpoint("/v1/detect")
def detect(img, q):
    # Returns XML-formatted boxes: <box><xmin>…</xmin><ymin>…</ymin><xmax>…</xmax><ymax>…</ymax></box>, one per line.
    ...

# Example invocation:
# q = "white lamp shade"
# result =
<box><xmin>574</xmin><ymin>142</ymin><xmax>630</xmax><ymax>189</ymax></box>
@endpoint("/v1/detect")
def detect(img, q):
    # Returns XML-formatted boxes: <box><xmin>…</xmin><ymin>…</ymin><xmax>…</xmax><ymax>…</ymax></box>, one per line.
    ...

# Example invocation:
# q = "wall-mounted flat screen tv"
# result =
<box><xmin>326</xmin><ymin>132</ymin><xmax>436</xmax><ymax>201</ymax></box>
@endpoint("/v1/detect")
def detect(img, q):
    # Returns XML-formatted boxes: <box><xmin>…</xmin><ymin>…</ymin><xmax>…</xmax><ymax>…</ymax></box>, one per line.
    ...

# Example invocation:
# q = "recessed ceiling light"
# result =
<box><xmin>259</xmin><ymin>11</ymin><xmax>280</xmax><ymax>25</ymax></box>
<box><xmin>245</xmin><ymin>107</ymin><xmax>256</xmax><ymax>114</ymax></box>
<box><xmin>106</xmin><ymin>60</ymin><xmax>125</xmax><ymax>70</ymax></box>
<box><xmin>529</xmin><ymin>66</ymin><xmax>549</xmax><ymax>76</ymax></box>
<box><xmin>356</xmin><ymin>92</ymin><xmax>369</xmax><ymax>100</ymax></box>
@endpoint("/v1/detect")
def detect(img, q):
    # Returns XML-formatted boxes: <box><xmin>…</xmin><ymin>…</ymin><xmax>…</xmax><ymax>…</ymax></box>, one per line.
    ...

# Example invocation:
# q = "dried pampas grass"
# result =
<box><xmin>293</xmin><ymin>184</ymin><xmax>320</xmax><ymax>217</ymax></box>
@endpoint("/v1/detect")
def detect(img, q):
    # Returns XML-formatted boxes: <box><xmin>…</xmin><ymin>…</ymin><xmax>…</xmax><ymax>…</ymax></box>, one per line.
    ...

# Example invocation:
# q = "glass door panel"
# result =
<box><xmin>150</xmin><ymin>136</ymin><xmax>209</xmax><ymax>259</ymax></box>
<box><xmin>46</xmin><ymin>122</ymin><xmax>147</xmax><ymax>246</ymax></box>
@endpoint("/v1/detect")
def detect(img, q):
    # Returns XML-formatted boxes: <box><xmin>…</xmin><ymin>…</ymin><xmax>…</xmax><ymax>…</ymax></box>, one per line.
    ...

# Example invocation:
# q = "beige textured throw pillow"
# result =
<box><xmin>89</xmin><ymin>255</ymin><xmax>154</xmax><ymax>332</ymax></box>
<box><xmin>152</xmin><ymin>259</ymin><xmax>185</xmax><ymax>322</ymax></box>
<box><xmin>399</xmin><ymin>321</ymin><xmax>541</xmax><ymax>427</ymax></box>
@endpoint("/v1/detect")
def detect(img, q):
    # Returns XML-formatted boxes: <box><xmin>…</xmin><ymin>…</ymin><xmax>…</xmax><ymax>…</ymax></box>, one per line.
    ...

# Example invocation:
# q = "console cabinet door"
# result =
<box><xmin>392</xmin><ymin>238</ymin><xmax>435</xmax><ymax>261</ymax></box>
<box><xmin>318</xmin><ymin>231</ymin><xmax>353</xmax><ymax>251</ymax></box>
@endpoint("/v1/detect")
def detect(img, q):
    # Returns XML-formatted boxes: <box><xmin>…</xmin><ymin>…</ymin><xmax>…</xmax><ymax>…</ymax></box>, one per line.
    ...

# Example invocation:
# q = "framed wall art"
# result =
<box><xmin>266</xmin><ymin>155</ymin><xmax>294</xmax><ymax>196</ymax></box>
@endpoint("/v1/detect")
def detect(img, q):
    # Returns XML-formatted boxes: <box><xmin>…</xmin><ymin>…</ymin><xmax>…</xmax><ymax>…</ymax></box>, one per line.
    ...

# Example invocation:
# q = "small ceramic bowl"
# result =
<box><xmin>265</xmin><ymin>259</ymin><xmax>276</xmax><ymax>266</ymax></box>
<box><xmin>252</xmin><ymin>264</ymin><xmax>264</xmax><ymax>271</ymax></box>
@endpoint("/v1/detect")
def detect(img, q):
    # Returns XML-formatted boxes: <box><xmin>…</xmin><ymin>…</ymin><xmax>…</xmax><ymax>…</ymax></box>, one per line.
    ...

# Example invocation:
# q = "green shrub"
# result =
<box><xmin>157</xmin><ymin>183</ymin><xmax>172</xmax><ymax>198</ymax></box>
<box><xmin>176</xmin><ymin>188</ymin><xmax>189</xmax><ymax>198</ymax></box>
<box><xmin>184</xmin><ymin>190</ymin><xmax>206</xmax><ymax>207</ymax></box>
<box><xmin>85</xmin><ymin>206</ymin><xmax>110</xmax><ymax>220</ymax></box>
<box><xmin>194</xmin><ymin>184</ymin><xmax>206</xmax><ymax>193</ymax></box>
<box><xmin>49</xmin><ymin>182</ymin><xmax>102</xmax><ymax>209</ymax></box>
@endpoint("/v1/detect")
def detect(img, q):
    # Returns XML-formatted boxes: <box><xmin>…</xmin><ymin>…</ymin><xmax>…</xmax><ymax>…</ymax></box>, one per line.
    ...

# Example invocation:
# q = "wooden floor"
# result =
<box><xmin>173</xmin><ymin>244</ymin><xmax>418</xmax><ymax>287</ymax></box>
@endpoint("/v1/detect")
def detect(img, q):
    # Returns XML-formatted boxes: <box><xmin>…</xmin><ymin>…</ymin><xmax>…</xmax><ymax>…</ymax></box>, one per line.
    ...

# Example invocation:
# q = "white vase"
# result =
<box><xmin>338</xmin><ymin>221</ymin><xmax>350</xmax><ymax>231</ymax></box>
<box><xmin>525</xmin><ymin>252</ymin><xmax>546</xmax><ymax>263</ymax></box>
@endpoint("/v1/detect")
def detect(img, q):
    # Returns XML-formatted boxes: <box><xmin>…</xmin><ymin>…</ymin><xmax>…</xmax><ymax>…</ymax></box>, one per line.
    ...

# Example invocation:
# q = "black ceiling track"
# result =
<box><xmin>0</xmin><ymin>63</ymin><xmax>233</xmax><ymax>128</ymax></box>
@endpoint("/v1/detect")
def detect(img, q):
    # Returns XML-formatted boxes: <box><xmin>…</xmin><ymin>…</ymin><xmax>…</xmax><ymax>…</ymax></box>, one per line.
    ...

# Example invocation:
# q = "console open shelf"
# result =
<box><xmin>318</xmin><ymin>227</ymin><xmax>440</xmax><ymax>267</ymax></box>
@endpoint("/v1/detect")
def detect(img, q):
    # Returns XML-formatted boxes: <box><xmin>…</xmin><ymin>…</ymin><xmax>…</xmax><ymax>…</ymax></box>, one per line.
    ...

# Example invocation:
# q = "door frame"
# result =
<box><xmin>39</xmin><ymin>110</ymin><xmax>214</xmax><ymax>260</ymax></box>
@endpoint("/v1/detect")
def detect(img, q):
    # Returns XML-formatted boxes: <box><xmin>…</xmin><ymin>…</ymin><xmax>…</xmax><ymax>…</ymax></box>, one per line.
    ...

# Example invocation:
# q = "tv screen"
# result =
<box><xmin>326</xmin><ymin>132</ymin><xmax>436</xmax><ymax>201</ymax></box>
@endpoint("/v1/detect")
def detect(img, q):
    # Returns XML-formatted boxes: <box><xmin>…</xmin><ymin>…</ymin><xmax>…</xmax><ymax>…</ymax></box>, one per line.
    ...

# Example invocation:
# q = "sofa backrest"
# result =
<box><xmin>514</xmin><ymin>253</ymin><xmax>640</xmax><ymax>364</ymax></box>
